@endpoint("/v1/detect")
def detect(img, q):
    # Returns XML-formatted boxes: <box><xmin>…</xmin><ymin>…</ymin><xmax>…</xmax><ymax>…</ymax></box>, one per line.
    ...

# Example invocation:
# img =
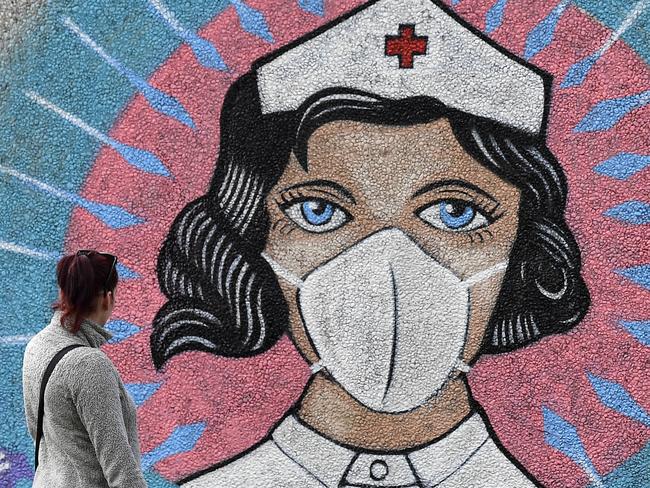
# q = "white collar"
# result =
<box><xmin>272</xmin><ymin>413</ymin><xmax>490</xmax><ymax>487</ymax></box>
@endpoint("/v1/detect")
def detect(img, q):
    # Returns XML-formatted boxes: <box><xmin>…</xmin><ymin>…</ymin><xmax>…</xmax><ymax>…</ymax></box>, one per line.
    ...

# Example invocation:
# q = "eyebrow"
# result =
<box><xmin>412</xmin><ymin>179</ymin><xmax>498</xmax><ymax>202</ymax></box>
<box><xmin>282</xmin><ymin>179</ymin><xmax>356</xmax><ymax>204</ymax></box>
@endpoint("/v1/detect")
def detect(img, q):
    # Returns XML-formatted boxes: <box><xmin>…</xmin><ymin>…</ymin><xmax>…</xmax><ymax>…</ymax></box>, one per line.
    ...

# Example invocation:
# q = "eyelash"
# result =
<box><xmin>434</xmin><ymin>189</ymin><xmax>502</xmax><ymax>220</ymax></box>
<box><xmin>467</xmin><ymin>228</ymin><xmax>494</xmax><ymax>244</ymax></box>
<box><xmin>271</xmin><ymin>217</ymin><xmax>297</xmax><ymax>236</ymax></box>
<box><xmin>277</xmin><ymin>188</ymin><xmax>342</xmax><ymax>208</ymax></box>
<box><xmin>277</xmin><ymin>189</ymin><xmax>303</xmax><ymax>208</ymax></box>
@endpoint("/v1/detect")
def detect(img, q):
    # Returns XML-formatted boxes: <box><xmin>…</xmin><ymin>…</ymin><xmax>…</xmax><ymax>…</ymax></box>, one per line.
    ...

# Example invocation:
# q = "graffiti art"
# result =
<box><xmin>1</xmin><ymin>0</ymin><xmax>648</xmax><ymax>487</ymax></box>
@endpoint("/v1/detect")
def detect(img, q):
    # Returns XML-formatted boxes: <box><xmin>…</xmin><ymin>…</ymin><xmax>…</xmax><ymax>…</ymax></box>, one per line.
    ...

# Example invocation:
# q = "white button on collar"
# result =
<box><xmin>370</xmin><ymin>459</ymin><xmax>389</xmax><ymax>481</ymax></box>
<box><xmin>344</xmin><ymin>453</ymin><xmax>417</xmax><ymax>487</ymax></box>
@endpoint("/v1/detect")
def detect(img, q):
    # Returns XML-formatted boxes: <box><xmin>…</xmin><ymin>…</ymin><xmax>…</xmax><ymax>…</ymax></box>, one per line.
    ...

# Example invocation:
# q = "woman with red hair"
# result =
<box><xmin>22</xmin><ymin>251</ymin><xmax>147</xmax><ymax>488</ymax></box>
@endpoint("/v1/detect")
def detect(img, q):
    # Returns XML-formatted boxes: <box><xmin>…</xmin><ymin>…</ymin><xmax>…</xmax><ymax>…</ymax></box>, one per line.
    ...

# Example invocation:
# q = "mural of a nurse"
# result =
<box><xmin>150</xmin><ymin>0</ymin><xmax>590</xmax><ymax>486</ymax></box>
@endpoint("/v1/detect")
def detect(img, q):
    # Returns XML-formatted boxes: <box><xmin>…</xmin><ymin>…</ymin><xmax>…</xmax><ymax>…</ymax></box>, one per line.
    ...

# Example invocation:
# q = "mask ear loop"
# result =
<box><xmin>262</xmin><ymin>253</ymin><xmax>327</xmax><ymax>375</ymax></box>
<box><xmin>453</xmin><ymin>261</ymin><xmax>508</xmax><ymax>378</ymax></box>
<box><xmin>455</xmin><ymin>359</ymin><xmax>472</xmax><ymax>373</ymax></box>
<box><xmin>260</xmin><ymin>252</ymin><xmax>304</xmax><ymax>288</ymax></box>
<box><xmin>310</xmin><ymin>361</ymin><xmax>324</xmax><ymax>375</ymax></box>
<box><xmin>461</xmin><ymin>261</ymin><xmax>509</xmax><ymax>288</ymax></box>
<box><xmin>449</xmin><ymin>358</ymin><xmax>472</xmax><ymax>380</ymax></box>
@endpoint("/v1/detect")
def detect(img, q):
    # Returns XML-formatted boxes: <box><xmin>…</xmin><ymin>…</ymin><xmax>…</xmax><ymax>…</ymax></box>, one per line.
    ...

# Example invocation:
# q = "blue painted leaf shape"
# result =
<box><xmin>618</xmin><ymin>320</ymin><xmax>650</xmax><ymax>346</ymax></box>
<box><xmin>146</xmin><ymin>1</ymin><xmax>227</xmax><ymax>71</ymax></box>
<box><xmin>574</xmin><ymin>90</ymin><xmax>650</xmax><ymax>133</ymax></box>
<box><xmin>561</xmin><ymin>53</ymin><xmax>600</xmax><ymax>88</ymax></box>
<box><xmin>110</xmin><ymin>141</ymin><xmax>170</xmax><ymax>177</ymax></box>
<box><xmin>230</xmin><ymin>0</ymin><xmax>274</xmax><ymax>42</ymax></box>
<box><xmin>106</xmin><ymin>320</ymin><xmax>141</xmax><ymax>344</ymax></box>
<box><xmin>616</xmin><ymin>265</ymin><xmax>650</xmax><ymax>290</ymax></box>
<box><xmin>587</xmin><ymin>373</ymin><xmax>650</xmax><ymax>427</ymax></box>
<box><xmin>66</xmin><ymin>22</ymin><xmax>194</xmax><ymax>129</ymax></box>
<box><xmin>185</xmin><ymin>33</ymin><xmax>228</xmax><ymax>71</ymax></box>
<box><xmin>141</xmin><ymin>422</ymin><xmax>207</xmax><ymax>470</ymax></box>
<box><xmin>485</xmin><ymin>0</ymin><xmax>509</xmax><ymax>34</ymax></box>
<box><xmin>115</xmin><ymin>262</ymin><xmax>140</xmax><ymax>280</ymax></box>
<box><xmin>593</xmin><ymin>152</ymin><xmax>650</xmax><ymax>180</ymax></box>
<box><xmin>604</xmin><ymin>201</ymin><xmax>650</xmax><ymax>225</ymax></box>
<box><xmin>543</xmin><ymin>406</ymin><xmax>602</xmax><ymax>483</ymax></box>
<box><xmin>298</xmin><ymin>0</ymin><xmax>324</xmax><ymax>16</ymax></box>
<box><xmin>73</xmin><ymin>197</ymin><xmax>144</xmax><ymax>229</ymax></box>
<box><xmin>524</xmin><ymin>0</ymin><xmax>570</xmax><ymax>60</ymax></box>
<box><xmin>126</xmin><ymin>74</ymin><xmax>195</xmax><ymax>129</ymax></box>
<box><xmin>543</xmin><ymin>407</ymin><xmax>590</xmax><ymax>465</ymax></box>
<box><xmin>106</xmin><ymin>59</ymin><xmax>195</xmax><ymax>129</ymax></box>
<box><xmin>124</xmin><ymin>382</ymin><xmax>162</xmax><ymax>407</ymax></box>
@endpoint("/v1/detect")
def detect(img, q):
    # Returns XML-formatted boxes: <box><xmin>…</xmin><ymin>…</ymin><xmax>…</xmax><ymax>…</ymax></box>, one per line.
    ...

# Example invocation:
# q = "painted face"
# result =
<box><xmin>264</xmin><ymin>117</ymin><xmax>521</xmax><ymax>370</ymax></box>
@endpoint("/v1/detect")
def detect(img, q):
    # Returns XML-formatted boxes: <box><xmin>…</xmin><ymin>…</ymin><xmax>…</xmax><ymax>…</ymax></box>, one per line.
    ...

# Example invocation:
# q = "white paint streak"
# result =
<box><xmin>62</xmin><ymin>17</ymin><xmax>120</xmax><ymax>71</ymax></box>
<box><xmin>0</xmin><ymin>162</ymin><xmax>76</xmax><ymax>204</ymax></box>
<box><xmin>0</xmin><ymin>334</ymin><xmax>35</xmax><ymax>345</ymax></box>
<box><xmin>0</xmin><ymin>240</ymin><xmax>57</xmax><ymax>260</ymax></box>
<box><xmin>462</xmin><ymin>261</ymin><xmax>508</xmax><ymax>287</ymax></box>
<box><xmin>25</xmin><ymin>90</ymin><xmax>110</xmax><ymax>145</ymax></box>
<box><xmin>148</xmin><ymin>0</ymin><xmax>187</xmax><ymax>35</ymax></box>
<box><xmin>597</xmin><ymin>0</ymin><xmax>648</xmax><ymax>56</ymax></box>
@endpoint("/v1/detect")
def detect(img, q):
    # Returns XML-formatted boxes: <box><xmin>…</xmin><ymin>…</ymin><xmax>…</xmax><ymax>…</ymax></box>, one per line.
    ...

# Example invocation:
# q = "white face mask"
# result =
<box><xmin>263</xmin><ymin>228</ymin><xmax>508</xmax><ymax>413</ymax></box>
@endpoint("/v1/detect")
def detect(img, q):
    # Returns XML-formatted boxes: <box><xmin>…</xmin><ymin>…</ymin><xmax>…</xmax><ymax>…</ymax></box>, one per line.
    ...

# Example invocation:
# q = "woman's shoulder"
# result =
<box><xmin>64</xmin><ymin>347</ymin><xmax>117</xmax><ymax>377</ymax></box>
<box><xmin>24</xmin><ymin>314</ymin><xmax>85</xmax><ymax>360</ymax></box>
<box><xmin>181</xmin><ymin>439</ymin><xmax>323</xmax><ymax>488</ymax></box>
<box><xmin>23</xmin><ymin>323</ymin><xmax>100</xmax><ymax>373</ymax></box>
<box><xmin>49</xmin><ymin>347</ymin><xmax>119</xmax><ymax>394</ymax></box>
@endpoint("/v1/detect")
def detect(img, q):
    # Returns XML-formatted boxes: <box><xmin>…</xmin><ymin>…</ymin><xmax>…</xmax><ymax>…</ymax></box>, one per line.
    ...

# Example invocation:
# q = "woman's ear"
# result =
<box><xmin>102</xmin><ymin>291</ymin><xmax>113</xmax><ymax>310</ymax></box>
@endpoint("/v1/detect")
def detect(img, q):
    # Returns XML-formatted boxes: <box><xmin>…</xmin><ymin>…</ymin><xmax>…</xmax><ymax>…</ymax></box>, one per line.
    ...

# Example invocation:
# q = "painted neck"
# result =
<box><xmin>297</xmin><ymin>373</ymin><xmax>473</xmax><ymax>452</ymax></box>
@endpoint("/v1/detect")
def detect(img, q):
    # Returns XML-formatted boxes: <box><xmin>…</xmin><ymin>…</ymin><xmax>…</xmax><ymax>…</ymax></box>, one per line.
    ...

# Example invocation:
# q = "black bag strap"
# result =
<box><xmin>35</xmin><ymin>344</ymin><xmax>86</xmax><ymax>470</ymax></box>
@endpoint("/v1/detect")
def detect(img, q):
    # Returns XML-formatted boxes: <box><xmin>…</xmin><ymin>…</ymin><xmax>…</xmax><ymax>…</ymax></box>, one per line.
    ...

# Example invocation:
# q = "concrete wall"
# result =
<box><xmin>1</xmin><ymin>0</ymin><xmax>648</xmax><ymax>486</ymax></box>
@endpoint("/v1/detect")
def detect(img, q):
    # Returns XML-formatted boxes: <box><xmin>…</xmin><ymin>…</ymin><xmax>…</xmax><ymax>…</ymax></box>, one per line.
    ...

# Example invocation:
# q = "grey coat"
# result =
<box><xmin>22</xmin><ymin>311</ymin><xmax>147</xmax><ymax>487</ymax></box>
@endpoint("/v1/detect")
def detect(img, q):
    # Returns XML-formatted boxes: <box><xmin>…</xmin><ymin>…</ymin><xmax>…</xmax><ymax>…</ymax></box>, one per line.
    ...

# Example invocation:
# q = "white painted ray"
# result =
<box><xmin>0</xmin><ymin>162</ymin><xmax>81</xmax><ymax>205</ymax></box>
<box><xmin>0</xmin><ymin>239</ymin><xmax>57</xmax><ymax>260</ymax></box>
<box><xmin>592</xmin><ymin>0</ymin><xmax>648</xmax><ymax>58</ymax></box>
<box><xmin>148</xmin><ymin>0</ymin><xmax>188</xmax><ymax>34</ymax></box>
<box><xmin>0</xmin><ymin>334</ymin><xmax>35</xmax><ymax>346</ymax></box>
<box><xmin>25</xmin><ymin>90</ymin><xmax>111</xmax><ymax>145</ymax></box>
<box><xmin>62</xmin><ymin>17</ymin><xmax>120</xmax><ymax>71</ymax></box>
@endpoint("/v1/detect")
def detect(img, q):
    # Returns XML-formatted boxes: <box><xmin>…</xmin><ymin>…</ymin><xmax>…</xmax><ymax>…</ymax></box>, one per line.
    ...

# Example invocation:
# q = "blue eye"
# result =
<box><xmin>440</xmin><ymin>201</ymin><xmax>475</xmax><ymax>229</ymax></box>
<box><xmin>418</xmin><ymin>199</ymin><xmax>489</xmax><ymax>232</ymax></box>
<box><xmin>301</xmin><ymin>200</ymin><xmax>334</xmax><ymax>225</ymax></box>
<box><xmin>283</xmin><ymin>198</ymin><xmax>349</xmax><ymax>233</ymax></box>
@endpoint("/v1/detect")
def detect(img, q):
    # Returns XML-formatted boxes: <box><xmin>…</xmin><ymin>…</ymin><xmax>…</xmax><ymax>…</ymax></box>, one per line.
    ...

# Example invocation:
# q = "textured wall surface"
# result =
<box><xmin>1</xmin><ymin>0</ymin><xmax>649</xmax><ymax>487</ymax></box>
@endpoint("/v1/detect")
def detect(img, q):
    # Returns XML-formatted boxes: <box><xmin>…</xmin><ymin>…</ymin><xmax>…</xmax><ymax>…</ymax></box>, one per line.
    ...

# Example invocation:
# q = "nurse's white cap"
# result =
<box><xmin>254</xmin><ymin>0</ymin><xmax>550</xmax><ymax>135</ymax></box>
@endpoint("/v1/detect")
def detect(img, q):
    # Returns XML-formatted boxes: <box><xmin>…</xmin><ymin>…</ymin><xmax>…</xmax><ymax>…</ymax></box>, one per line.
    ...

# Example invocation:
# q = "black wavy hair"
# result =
<box><xmin>150</xmin><ymin>72</ymin><xmax>590</xmax><ymax>369</ymax></box>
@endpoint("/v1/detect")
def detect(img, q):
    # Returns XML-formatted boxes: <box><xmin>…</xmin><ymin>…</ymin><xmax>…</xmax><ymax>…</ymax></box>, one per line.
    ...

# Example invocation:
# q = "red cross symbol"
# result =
<box><xmin>385</xmin><ymin>24</ymin><xmax>428</xmax><ymax>69</ymax></box>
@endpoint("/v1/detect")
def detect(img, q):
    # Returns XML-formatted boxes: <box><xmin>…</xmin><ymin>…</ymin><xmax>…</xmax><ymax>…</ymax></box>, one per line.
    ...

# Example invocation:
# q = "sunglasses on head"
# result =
<box><xmin>76</xmin><ymin>250</ymin><xmax>118</xmax><ymax>291</ymax></box>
